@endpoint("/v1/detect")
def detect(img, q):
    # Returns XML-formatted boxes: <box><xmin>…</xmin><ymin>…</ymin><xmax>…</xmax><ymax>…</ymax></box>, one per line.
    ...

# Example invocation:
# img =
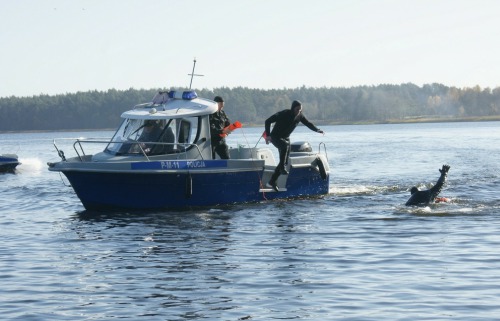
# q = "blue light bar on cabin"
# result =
<box><xmin>182</xmin><ymin>91</ymin><xmax>198</xmax><ymax>100</ymax></box>
<box><xmin>167</xmin><ymin>90</ymin><xmax>198</xmax><ymax>100</ymax></box>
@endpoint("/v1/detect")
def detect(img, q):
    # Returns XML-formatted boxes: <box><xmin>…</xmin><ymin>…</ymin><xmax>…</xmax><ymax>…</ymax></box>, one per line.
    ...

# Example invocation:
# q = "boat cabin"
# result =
<box><xmin>93</xmin><ymin>90</ymin><xmax>217</xmax><ymax>161</ymax></box>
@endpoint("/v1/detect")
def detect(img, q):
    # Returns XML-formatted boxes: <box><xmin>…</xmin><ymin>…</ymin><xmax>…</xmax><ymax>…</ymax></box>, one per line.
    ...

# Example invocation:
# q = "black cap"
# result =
<box><xmin>214</xmin><ymin>96</ymin><xmax>224</xmax><ymax>103</ymax></box>
<box><xmin>291</xmin><ymin>100</ymin><xmax>302</xmax><ymax>110</ymax></box>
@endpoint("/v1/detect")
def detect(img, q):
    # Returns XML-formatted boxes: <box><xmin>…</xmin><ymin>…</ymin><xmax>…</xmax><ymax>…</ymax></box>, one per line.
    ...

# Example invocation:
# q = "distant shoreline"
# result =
<box><xmin>319</xmin><ymin>115</ymin><xmax>500</xmax><ymax>126</ymax></box>
<box><xmin>1</xmin><ymin>116</ymin><xmax>499</xmax><ymax>134</ymax></box>
<box><xmin>247</xmin><ymin>115</ymin><xmax>500</xmax><ymax>127</ymax></box>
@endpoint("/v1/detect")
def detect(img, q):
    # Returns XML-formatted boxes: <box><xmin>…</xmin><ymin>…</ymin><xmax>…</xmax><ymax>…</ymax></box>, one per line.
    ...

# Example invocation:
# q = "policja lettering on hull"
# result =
<box><xmin>187</xmin><ymin>161</ymin><xmax>207</xmax><ymax>168</ymax></box>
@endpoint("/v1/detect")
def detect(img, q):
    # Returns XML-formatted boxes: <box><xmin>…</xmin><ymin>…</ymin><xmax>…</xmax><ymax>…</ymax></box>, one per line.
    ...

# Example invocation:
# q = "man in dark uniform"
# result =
<box><xmin>406</xmin><ymin>164</ymin><xmax>450</xmax><ymax>206</ymax></box>
<box><xmin>209</xmin><ymin>96</ymin><xmax>231</xmax><ymax>159</ymax></box>
<box><xmin>264</xmin><ymin>100</ymin><xmax>324</xmax><ymax>192</ymax></box>
<box><xmin>137</xmin><ymin>120</ymin><xmax>162</xmax><ymax>154</ymax></box>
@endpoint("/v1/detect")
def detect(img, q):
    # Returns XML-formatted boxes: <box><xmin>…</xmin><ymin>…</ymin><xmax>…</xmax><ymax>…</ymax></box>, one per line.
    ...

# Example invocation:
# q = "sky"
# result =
<box><xmin>1</xmin><ymin>0</ymin><xmax>499</xmax><ymax>97</ymax></box>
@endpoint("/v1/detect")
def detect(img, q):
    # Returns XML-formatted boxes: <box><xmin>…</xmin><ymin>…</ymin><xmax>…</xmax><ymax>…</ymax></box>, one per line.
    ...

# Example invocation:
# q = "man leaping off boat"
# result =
<box><xmin>264</xmin><ymin>100</ymin><xmax>324</xmax><ymax>192</ymax></box>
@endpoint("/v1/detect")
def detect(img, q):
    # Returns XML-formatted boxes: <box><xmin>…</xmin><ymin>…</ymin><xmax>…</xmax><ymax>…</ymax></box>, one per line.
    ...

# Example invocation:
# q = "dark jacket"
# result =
<box><xmin>406</xmin><ymin>166</ymin><xmax>449</xmax><ymax>206</ymax></box>
<box><xmin>138</xmin><ymin>125</ymin><xmax>162</xmax><ymax>148</ymax></box>
<box><xmin>209</xmin><ymin>110</ymin><xmax>230</xmax><ymax>143</ymax></box>
<box><xmin>265</xmin><ymin>109</ymin><xmax>320</xmax><ymax>139</ymax></box>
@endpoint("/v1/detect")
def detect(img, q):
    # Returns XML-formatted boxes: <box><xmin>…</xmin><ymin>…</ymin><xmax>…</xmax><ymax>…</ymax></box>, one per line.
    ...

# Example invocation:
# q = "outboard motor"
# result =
<box><xmin>290</xmin><ymin>141</ymin><xmax>312</xmax><ymax>153</ymax></box>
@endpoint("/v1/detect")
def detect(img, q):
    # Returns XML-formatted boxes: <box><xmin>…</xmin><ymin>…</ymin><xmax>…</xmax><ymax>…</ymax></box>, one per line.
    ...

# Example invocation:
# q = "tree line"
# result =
<box><xmin>1</xmin><ymin>83</ymin><xmax>499</xmax><ymax>132</ymax></box>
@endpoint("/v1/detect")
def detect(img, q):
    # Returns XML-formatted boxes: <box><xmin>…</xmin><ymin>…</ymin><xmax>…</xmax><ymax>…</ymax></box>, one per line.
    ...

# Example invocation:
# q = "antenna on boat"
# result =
<box><xmin>188</xmin><ymin>58</ymin><xmax>204</xmax><ymax>89</ymax></box>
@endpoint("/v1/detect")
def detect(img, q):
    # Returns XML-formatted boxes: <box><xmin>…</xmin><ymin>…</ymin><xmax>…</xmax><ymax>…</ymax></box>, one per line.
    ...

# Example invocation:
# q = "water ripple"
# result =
<box><xmin>3</xmin><ymin>124</ymin><xmax>500</xmax><ymax>320</ymax></box>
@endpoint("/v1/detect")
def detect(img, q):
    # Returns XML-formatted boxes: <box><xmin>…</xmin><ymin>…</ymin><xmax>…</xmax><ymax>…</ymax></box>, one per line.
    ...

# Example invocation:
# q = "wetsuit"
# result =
<box><xmin>405</xmin><ymin>165</ymin><xmax>450</xmax><ymax>206</ymax></box>
<box><xmin>265</xmin><ymin>107</ymin><xmax>321</xmax><ymax>185</ymax></box>
<box><xmin>209</xmin><ymin>110</ymin><xmax>231</xmax><ymax>159</ymax></box>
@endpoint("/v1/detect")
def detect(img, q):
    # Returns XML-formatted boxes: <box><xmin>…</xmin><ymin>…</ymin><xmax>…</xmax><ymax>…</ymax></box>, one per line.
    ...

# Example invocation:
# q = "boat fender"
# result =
<box><xmin>316</xmin><ymin>157</ymin><xmax>327</xmax><ymax>180</ymax></box>
<box><xmin>185</xmin><ymin>174</ymin><xmax>193</xmax><ymax>198</ymax></box>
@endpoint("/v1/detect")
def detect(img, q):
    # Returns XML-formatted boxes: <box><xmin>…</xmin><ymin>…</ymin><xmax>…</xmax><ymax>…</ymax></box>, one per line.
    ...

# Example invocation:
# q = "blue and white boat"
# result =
<box><xmin>48</xmin><ymin>90</ymin><xmax>330</xmax><ymax>210</ymax></box>
<box><xmin>0</xmin><ymin>154</ymin><xmax>20</xmax><ymax>172</ymax></box>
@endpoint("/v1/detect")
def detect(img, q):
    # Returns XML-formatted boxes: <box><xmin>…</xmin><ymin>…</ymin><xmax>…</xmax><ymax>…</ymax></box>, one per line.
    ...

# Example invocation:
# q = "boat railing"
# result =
<box><xmin>53</xmin><ymin>138</ymin><xmax>205</xmax><ymax>162</ymax></box>
<box><xmin>318</xmin><ymin>142</ymin><xmax>328</xmax><ymax>161</ymax></box>
<box><xmin>51</xmin><ymin>138</ymin><xmax>108</xmax><ymax>162</ymax></box>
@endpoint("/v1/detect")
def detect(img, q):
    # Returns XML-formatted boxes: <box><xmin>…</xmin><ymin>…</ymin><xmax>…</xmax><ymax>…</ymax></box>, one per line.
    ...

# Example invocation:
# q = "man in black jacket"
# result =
<box><xmin>405</xmin><ymin>164</ymin><xmax>450</xmax><ymax>206</ymax></box>
<box><xmin>137</xmin><ymin>120</ymin><xmax>162</xmax><ymax>154</ymax></box>
<box><xmin>209</xmin><ymin>96</ymin><xmax>231</xmax><ymax>159</ymax></box>
<box><xmin>264</xmin><ymin>100</ymin><xmax>324</xmax><ymax>191</ymax></box>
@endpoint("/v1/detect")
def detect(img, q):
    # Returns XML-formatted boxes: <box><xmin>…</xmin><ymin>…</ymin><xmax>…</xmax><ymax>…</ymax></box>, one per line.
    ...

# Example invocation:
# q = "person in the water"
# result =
<box><xmin>405</xmin><ymin>164</ymin><xmax>450</xmax><ymax>206</ymax></box>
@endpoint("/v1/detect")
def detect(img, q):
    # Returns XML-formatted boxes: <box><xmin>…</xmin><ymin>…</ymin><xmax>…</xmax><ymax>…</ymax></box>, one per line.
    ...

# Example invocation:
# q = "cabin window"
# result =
<box><xmin>176</xmin><ymin>117</ymin><xmax>199</xmax><ymax>148</ymax></box>
<box><xmin>177</xmin><ymin>120</ymin><xmax>190</xmax><ymax>144</ymax></box>
<box><xmin>105</xmin><ymin>119</ymin><xmax>141</xmax><ymax>154</ymax></box>
<box><xmin>105</xmin><ymin>117</ymin><xmax>200</xmax><ymax>155</ymax></box>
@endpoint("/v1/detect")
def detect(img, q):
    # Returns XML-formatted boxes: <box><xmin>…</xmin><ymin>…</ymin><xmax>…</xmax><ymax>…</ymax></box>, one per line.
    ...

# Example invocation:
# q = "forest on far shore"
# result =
<box><xmin>1</xmin><ymin>83</ymin><xmax>500</xmax><ymax>132</ymax></box>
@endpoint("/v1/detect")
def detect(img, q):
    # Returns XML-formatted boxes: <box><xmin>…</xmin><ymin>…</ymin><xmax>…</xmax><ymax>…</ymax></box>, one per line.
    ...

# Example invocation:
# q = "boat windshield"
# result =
<box><xmin>105</xmin><ymin>117</ymin><xmax>199</xmax><ymax>155</ymax></box>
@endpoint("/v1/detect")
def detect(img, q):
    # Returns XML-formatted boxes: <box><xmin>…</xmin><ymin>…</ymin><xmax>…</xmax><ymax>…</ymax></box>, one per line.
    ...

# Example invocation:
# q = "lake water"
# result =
<box><xmin>1</xmin><ymin>121</ymin><xmax>500</xmax><ymax>320</ymax></box>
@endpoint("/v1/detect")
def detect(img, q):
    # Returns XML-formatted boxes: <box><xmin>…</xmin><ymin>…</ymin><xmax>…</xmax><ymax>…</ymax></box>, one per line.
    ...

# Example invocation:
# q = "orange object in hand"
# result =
<box><xmin>435</xmin><ymin>197</ymin><xmax>450</xmax><ymax>203</ymax></box>
<box><xmin>220</xmin><ymin>121</ymin><xmax>242</xmax><ymax>137</ymax></box>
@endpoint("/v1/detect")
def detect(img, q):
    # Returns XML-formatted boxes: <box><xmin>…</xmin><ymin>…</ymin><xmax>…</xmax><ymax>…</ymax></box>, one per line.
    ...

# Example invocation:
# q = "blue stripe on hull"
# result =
<box><xmin>63</xmin><ymin>168</ymin><xmax>329</xmax><ymax>210</ymax></box>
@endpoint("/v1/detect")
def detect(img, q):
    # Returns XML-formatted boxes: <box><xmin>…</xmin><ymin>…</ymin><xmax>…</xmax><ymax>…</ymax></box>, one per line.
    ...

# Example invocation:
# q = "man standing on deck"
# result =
<box><xmin>209</xmin><ymin>96</ymin><xmax>231</xmax><ymax>159</ymax></box>
<box><xmin>264</xmin><ymin>100</ymin><xmax>324</xmax><ymax>192</ymax></box>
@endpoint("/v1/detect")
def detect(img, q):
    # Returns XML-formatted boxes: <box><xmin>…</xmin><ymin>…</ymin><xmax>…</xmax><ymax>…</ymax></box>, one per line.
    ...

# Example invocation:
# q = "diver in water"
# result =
<box><xmin>405</xmin><ymin>164</ymin><xmax>450</xmax><ymax>206</ymax></box>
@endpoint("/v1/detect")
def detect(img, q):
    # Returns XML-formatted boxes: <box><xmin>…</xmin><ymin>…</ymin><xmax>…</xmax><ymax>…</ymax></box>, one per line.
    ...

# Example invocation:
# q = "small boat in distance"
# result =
<box><xmin>47</xmin><ymin>89</ymin><xmax>330</xmax><ymax>211</ymax></box>
<box><xmin>0</xmin><ymin>154</ymin><xmax>21</xmax><ymax>173</ymax></box>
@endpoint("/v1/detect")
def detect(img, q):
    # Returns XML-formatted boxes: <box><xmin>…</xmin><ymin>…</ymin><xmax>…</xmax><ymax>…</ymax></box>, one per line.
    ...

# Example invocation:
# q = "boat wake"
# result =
<box><xmin>330</xmin><ymin>184</ymin><xmax>401</xmax><ymax>196</ymax></box>
<box><xmin>17</xmin><ymin>157</ymin><xmax>44</xmax><ymax>174</ymax></box>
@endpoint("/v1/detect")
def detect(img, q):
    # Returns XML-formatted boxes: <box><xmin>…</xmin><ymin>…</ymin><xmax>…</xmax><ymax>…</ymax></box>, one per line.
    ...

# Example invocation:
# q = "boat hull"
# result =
<box><xmin>0</xmin><ymin>155</ymin><xmax>20</xmax><ymax>173</ymax></box>
<box><xmin>55</xmin><ymin>160</ymin><xmax>329</xmax><ymax>210</ymax></box>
